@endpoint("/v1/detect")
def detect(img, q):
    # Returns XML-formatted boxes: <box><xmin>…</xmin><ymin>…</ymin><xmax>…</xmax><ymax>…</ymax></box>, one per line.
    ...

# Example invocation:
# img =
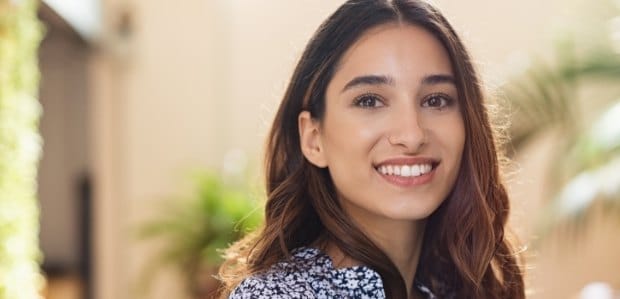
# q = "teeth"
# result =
<box><xmin>376</xmin><ymin>164</ymin><xmax>433</xmax><ymax>177</ymax></box>
<box><xmin>401</xmin><ymin>165</ymin><xmax>411</xmax><ymax>176</ymax></box>
<box><xmin>411</xmin><ymin>165</ymin><xmax>420</xmax><ymax>176</ymax></box>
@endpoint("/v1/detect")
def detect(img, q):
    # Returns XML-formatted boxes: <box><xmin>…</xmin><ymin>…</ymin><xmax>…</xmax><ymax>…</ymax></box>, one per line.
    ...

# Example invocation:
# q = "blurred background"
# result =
<box><xmin>1</xmin><ymin>0</ymin><xmax>619</xmax><ymax>298</ymax></box>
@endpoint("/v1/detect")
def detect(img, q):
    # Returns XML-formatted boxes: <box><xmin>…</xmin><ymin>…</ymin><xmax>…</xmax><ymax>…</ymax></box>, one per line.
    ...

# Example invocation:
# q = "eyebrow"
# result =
<box><xmin>421</xmin><ymin>74</ymin><xmax>456</xmax><ymax>85</ymax></box>
<box><xmin>340</xmin><ymin>73</ymin><xmax>456</xmax><ymax>94</ymax></box>
<box><xmin>341</xmin><ymin>75</ymin><xmax>394</xmax><ymax>93</ymax></box>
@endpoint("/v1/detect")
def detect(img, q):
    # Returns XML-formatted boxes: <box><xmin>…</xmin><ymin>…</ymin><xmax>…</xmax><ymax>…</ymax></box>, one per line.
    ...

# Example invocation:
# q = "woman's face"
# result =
<box><xmin>299</xmin><ymin>24</ymin><xmax>465</xmax><ymax>223</ymax></box>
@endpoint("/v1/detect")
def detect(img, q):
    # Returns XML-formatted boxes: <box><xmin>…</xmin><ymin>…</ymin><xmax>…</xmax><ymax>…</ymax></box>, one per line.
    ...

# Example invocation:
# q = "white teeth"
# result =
<box><xmin>423</xmin><ymin>164</ymin><xmax>431</xmax><ymax>174</ymax></box>
<box><xmin>411</xmin><ymin>165</ymin><xmax>420</xmax><ymax>176</ymax></box>
<box><xmin>377</xmin><ymin>163</ymin><xmax>433</xmax><ymax>177</ymax></box>
<box><xmin>401</xmin><ymin>165</ymin><xmax>411</xmax><ymax>177</ymax></box>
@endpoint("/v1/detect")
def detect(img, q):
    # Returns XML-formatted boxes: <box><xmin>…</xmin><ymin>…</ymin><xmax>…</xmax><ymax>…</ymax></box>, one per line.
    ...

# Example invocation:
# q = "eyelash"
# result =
<box><xmin>421</xmin><ymin>93</ymin><xmax>454</xmax><ymax>110</ymax></box>
<box><xmin>353</xmin><ymin>93</ymin><xmax>385</xmax><ymax>108</ymax></box>
<box><xmin>353</xmin><ymin>92</ymin><xmax>455</xmax><ymax>109</ymax></box>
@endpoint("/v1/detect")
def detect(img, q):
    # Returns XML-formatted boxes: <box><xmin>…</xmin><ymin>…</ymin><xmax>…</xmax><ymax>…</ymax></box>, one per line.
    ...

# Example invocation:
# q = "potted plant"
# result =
<box><xmin>138</xmin><ymin>171</ymin><xmax>262</xmax><ymax>298</ymax></box>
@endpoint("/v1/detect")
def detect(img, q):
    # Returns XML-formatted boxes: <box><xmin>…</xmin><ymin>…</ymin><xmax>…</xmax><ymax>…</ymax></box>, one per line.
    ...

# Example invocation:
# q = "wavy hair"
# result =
<box><xmin>218</xmin><ymin>0</ymin><xmax>525</xmax><ymax>298</ymax></box>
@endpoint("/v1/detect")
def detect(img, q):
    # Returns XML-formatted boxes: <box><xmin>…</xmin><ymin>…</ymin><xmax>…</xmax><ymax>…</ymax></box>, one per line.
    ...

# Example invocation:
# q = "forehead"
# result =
<box><xmin>329</xmin><ymin>23</ymin><xmax>453</xmax><ymax>90</ymax></box>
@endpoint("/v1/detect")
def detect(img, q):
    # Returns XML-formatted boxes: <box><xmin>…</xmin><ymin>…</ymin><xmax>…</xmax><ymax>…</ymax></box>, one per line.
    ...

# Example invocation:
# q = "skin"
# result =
<box><xmin>299</xmin><ymin>23</ymin><xmax>465</xmax><ymax>298</ymax></box>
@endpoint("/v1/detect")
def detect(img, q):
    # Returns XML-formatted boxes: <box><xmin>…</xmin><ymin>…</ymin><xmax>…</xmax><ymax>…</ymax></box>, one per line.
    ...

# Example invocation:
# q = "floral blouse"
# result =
<box><xmin>229</xmin><ymin>247</ymin><xmax>436</xmax><ymax>299</ymax></box>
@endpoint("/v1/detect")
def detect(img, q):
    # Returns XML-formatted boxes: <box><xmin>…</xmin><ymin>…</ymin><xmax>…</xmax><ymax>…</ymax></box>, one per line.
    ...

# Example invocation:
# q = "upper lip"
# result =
<box><xmin>374</xmin><ymin>156</ymin><xmax>440</xmax><ymax>168</ymax></box>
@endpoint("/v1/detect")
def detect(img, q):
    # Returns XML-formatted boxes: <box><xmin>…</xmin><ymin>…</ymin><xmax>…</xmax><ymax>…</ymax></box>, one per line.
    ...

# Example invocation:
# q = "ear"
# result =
<box><xmin>298</xmin><ymin>111</ymin><xmax>328</xmax><ymax>168</ymax></box>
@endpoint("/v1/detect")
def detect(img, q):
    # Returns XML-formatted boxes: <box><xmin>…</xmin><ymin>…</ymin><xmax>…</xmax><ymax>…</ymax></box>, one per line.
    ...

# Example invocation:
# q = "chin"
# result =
<box><xmin>378</xmin><ymin>197</ymin><xmax>443</xmax><ymax>221</ymax></box>
<box><xmin>380</xmin><ymin>206</ymin><xmax>437</xmax><ymax>221</ymax></box>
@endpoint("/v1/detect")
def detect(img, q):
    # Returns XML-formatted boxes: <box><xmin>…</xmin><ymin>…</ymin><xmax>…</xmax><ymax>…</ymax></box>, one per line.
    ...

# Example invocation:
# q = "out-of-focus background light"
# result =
<box><xmin>42</xmin><ymin>0</ymin><xmax>101</xmax><ymax>41</ymax></box>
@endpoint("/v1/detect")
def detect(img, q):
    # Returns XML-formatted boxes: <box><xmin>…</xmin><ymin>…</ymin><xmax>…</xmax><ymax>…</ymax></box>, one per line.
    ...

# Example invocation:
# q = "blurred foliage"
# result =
<box><xmin>138</xmin><ymin>171</ymin><xmax>262</xmax><ymax>298</ymax></box>
<box><xmin>504</xmin><ymin>0</ymin><xmax>620</xmax><ymax>233</ymax></box>
<box><xmin>0</xmin><ymin>0</ymin><xmax>44</xmax><ymax>298</ymax></box>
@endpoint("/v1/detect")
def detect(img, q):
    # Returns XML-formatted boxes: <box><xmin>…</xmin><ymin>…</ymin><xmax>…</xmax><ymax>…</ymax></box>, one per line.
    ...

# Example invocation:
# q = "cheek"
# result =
<box><xmin>436</xmin><ymin>114</ymin><xmax>465</xmax><ymax>152</ymax></box>
<box><xmin>450</xmin><ymin>120</ymin><xmax>466</xmax><ymax>157</ymax></box>
<box><xmin>440</xmin><ymin>116</ymin><xmax>466</xmax><ymax>177</ymax></box>
<box><xmin>320</xmin><ymin>114</ymin><xmax>385</xmax><ymax>201</ymax></box>
<box><xmin>426</xmin><ymin>113</ymin><xmax>465</xmax><ymax>172</ymax></box>
<box><xmin>322</xmin><ymin>114</ymin><xmax>385</xmax><ymax>160</ymax></box>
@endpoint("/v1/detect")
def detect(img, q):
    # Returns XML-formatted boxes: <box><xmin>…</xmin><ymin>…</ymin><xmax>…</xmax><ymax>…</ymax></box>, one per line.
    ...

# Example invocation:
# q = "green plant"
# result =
<box><xmin>138</xmin><ymin>171</ymin><xmax>262</xmax><ymax>298</ymax></box>
<box><xmin>0</xmin><ymin>0</ymin><xmax>44</xmax><ymax>298</ymax></box>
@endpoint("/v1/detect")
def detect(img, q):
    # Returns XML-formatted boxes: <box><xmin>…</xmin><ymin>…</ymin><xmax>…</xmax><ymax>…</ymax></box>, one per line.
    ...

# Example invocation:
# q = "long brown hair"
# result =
<box><xmin>218</xmin><ymin>0</ymin><xmax>525</xmax><ymax>298</ymax></box>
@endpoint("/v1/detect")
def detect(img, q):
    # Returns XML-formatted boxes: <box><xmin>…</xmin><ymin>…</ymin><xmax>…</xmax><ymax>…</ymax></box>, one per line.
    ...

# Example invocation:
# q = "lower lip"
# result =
<box><xmin>376</xmin><ymin>167</ymin><xmax>436</xmax><ymax>187</ymax></box>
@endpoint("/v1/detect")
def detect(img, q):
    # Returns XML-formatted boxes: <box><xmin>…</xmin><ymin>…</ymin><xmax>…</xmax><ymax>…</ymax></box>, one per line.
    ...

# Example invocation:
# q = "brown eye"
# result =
<box><xmin>422</xmin><ymin>93</ymin><xmax>453</xmax><ymax>109</ymax></box>
<box><xmin>354</xmin><ymin>94</ymin><xmax>385</xmax><ymax>108</ymax></box>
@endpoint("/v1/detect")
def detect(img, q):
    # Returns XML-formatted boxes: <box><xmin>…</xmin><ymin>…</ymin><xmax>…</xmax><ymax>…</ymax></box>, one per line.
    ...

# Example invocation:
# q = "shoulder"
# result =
<box><xmin>228</xmin><ymin>275</ymin><xmax>312</xmax><ymax>299</ymax></box>
<box><xmin>227</xmin><ymin>247</ymin><xmax>323</xmax><ymax>299</ymax></box>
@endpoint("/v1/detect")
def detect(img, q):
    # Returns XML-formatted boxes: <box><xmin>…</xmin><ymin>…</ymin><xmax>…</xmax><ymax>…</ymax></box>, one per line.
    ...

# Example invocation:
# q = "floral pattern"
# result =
<box><xmin>229</xmin><ymin>247</ymin><xmax>435</xmax><ymax>299</ymax></box>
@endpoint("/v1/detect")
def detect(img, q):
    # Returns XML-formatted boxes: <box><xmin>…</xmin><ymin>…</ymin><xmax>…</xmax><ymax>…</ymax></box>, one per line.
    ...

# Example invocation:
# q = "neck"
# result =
<box><xmin>321</xmin><ymin>212</ymin><xmax>427</xmax><ymax>298</ymax></box>
<box><xmin>362</xmin><ymin>218</ymin><xmax>426</xmax><ymax>298</ymax></box>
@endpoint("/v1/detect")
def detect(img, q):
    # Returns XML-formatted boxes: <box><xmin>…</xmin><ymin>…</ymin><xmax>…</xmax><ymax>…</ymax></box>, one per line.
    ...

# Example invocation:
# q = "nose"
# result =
<box><xmin>387</xmin><ymin>107</ymin><xmax>427</xmax><ymax>152</ymax></box>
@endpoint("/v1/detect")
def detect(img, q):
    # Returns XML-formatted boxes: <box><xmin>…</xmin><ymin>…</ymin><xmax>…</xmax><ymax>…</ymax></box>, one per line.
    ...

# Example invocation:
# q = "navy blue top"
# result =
<box><xmin>228</xmin><ymin>247</ymin><xmax>436</xmax><ymax>299</ymax></box>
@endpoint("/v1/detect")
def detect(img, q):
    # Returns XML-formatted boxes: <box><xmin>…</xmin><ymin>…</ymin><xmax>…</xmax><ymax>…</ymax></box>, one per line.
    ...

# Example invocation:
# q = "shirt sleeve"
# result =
<box><xmin>229</xmin><ymin>276</ymin><xmax>311</xmax><ymax>299</ymax></box>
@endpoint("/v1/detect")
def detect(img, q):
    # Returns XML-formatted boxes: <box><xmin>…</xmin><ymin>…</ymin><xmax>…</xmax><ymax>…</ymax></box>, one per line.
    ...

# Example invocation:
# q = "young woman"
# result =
<box><xmin>218</xmin><ymin>0</ymin><xmax>525</xmax><ymax>298</ymax></box>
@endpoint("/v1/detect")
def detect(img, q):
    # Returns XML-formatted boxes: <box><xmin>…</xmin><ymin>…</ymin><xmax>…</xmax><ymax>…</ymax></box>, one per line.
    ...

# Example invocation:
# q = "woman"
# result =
<box><xmin>218</xmin><ymin>0</ymin><xmax>525</xmax><ymax>298</ymax></box>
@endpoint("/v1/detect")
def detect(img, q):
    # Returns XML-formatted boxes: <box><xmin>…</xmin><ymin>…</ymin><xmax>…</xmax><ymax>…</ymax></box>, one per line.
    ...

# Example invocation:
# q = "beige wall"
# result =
<box><xmin>88</xmin><ymin>1</ymin><xmax>618</xmax><ymax>299</ymax></box>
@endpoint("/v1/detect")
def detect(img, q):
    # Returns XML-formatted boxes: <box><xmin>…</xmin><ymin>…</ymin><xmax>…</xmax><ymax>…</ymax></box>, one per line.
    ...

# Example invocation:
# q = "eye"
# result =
<box><xmin>353</xmin><ymin>93</ymin><xmax>385</xmax><ymax>108</ymax></box>
<box><xmin>422</xmin><ymin>93</ymin><xmax>453</xmax><ymax>109</ymax></box>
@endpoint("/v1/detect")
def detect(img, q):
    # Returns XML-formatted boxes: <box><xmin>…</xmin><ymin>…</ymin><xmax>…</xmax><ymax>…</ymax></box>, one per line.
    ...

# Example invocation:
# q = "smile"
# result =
<box><xmin>376</xmin><ymin>164</ymin><xmax>432</xmax><ymax>177</ymax></box>
<box><xmin>374</xmin><ymin>162</ymin><xmax>439</xmax><ymax>187</ymax></box>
